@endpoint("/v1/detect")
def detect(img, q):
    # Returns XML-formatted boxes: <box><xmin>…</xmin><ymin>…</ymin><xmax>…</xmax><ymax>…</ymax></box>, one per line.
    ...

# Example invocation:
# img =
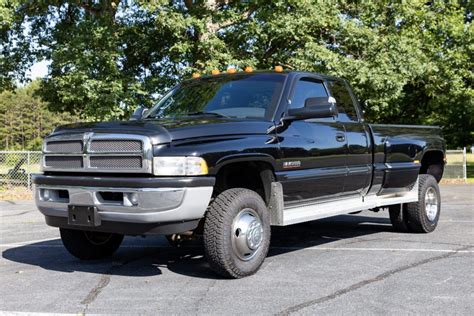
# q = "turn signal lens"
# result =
<box><xmin>275</xmin><ymin>65</ymin><xmax>283</xmax><ymax>72</ymax></box>
<box><xmin>244</xmin><ymin>66</ymin><xmax>253</xmax><ymax>73</ymax></box>
<box><xmin>227</xmin><ymin>67</ymin><xmax>237</xmax><ymax>74</ymax></box>
<box><xmin>211</xmin><ymin>69</ymin><xmax>220</xmax><ymax>75</ymax></box>
<box><xmin>192</xmin><ymin>73</ymin><xmax>201</xmax><ymax>78</ymax></box>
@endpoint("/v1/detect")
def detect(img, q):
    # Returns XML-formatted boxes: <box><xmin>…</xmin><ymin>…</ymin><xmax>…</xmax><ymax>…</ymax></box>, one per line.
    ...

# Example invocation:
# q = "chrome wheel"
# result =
<box><xmin>425</xmin><ymin>187</ymin><xmax>438</xmax><ymax>221</ymax></box>
<box><xmin>231</xmin><ymin>208</ymin><xmax>264</xmax><ymax>261</ymax></box>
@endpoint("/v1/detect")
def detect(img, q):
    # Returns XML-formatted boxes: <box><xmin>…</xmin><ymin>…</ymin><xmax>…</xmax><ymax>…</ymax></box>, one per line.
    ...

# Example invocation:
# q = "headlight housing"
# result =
<box><xmin>153</xmin><ymin>156</ymin><xmax>208</xmax><ymax>176</ymax></box>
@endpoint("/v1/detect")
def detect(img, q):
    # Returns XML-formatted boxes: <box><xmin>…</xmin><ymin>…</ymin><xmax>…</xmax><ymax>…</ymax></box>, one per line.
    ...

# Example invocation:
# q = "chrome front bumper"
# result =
<box><xmin>33</xmin><ymin>175</ymin><xmax>214</xmax><ymax>224</ymax></box>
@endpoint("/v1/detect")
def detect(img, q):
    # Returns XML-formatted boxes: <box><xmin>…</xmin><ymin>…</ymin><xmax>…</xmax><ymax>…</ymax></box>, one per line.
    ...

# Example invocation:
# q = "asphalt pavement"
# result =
<box><xmin>1</xmin><ymin>184</ymin><xmax>473</xmax><ymax>315</ymax></box>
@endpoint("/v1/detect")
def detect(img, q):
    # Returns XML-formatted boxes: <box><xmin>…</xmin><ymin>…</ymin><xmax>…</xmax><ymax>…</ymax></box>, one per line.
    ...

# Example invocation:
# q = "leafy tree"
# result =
<box><xmin>0</xmin><ymin>81</ymin><xmax>78</xmax><ymax>150</ymax></box>
<box><xmin>1</xmin><ymin>0</ymin><xmax>472</xmax><ymax>147</ymax></box>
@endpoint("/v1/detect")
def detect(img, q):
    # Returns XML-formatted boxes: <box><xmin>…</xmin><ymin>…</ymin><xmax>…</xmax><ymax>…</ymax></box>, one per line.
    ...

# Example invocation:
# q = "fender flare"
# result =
<box><xmin>211</xmin><ymin>153</ymin><xmax>277</xmax><ymax>174</ymax></box>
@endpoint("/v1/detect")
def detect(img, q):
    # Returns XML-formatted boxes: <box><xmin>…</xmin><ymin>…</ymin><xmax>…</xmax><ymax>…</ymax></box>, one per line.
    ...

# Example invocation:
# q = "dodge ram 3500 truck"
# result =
<box><xmin>33</xmin><ymin>70</ymin><xmax>445</xmax><ymax>278</ymax></box>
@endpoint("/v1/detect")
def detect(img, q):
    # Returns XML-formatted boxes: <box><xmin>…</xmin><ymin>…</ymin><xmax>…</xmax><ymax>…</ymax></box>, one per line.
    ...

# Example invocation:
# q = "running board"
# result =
<box><xmin>272</xmin><ymin>179</ymin><xmax>419</xmax><ymax>226</ymax></box>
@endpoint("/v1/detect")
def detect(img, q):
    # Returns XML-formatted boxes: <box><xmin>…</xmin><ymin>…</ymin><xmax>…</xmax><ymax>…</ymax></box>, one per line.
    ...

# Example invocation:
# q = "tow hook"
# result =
<box><xmin>166</xmin><ymin>231</ymin><xmax>197</xmax><ymax>247</ymax></box>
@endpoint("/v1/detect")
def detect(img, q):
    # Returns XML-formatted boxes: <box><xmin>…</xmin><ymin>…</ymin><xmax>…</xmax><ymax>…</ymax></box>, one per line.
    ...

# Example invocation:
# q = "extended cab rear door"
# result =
<box><xmin>326</xmin><ymin>79</ymin><xmax>372</xmax><ymax>195</ymax></box>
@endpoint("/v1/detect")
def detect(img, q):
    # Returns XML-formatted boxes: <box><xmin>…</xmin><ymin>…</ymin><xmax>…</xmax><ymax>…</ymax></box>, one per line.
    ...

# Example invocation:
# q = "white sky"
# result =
<box><xmin>26</xmin><ymin>60</ymin><xmax>50</xmax><ymax>79</ymax></box>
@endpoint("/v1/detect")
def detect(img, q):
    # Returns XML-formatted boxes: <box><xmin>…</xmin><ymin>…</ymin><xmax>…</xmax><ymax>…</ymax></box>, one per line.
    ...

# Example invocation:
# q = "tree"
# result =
<box><xmin>1</xmin><ymin>0</ymin><xmax>473</xmax><ymax>147</ymax></box>
<box><xmin>0</xmin><ymin>81</ymin><xmax>78</xmax><ymax>150</ymax></box>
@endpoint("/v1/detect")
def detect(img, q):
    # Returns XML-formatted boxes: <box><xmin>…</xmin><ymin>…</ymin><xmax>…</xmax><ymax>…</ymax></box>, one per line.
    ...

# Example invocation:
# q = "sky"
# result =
<box><xmin>26</xmin><ymin>60</ymin><xmax>49</xmax><ymax>79</ymax></box>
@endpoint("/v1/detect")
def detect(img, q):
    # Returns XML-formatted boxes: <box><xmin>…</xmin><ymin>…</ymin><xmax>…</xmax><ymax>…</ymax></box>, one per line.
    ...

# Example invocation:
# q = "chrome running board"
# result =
<box><xmin>272</xmin><ymin>178</ymin><xmax>419</xmax><ymax>226</ymax></box>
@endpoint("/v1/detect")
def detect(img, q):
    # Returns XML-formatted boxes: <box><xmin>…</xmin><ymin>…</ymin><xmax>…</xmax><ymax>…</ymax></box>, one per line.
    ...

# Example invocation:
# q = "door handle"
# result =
<box><xmin>336</xmin><ymin>133</ymin><xmax>345</xmax><ymax>142</ymax></box>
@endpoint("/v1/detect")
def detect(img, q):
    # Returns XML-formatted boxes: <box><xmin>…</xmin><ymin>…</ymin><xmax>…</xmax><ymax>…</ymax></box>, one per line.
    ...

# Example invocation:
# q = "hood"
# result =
<box><xmin>51</xmin><ymin>117</ymin><xmax>274</xmax><ymax>144</ymax></box>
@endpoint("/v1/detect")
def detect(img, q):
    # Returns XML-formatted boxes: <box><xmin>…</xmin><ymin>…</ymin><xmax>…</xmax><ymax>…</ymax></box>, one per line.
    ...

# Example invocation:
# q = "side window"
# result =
<box><xmin>289</xmin><ymin>77</ymin><xmax>328</xmax><ymax>109</ymax></box>
<box><xmin>327</xmin><ymin>80</ymin><xmax>358</xmax><ymax>122</ymax></box>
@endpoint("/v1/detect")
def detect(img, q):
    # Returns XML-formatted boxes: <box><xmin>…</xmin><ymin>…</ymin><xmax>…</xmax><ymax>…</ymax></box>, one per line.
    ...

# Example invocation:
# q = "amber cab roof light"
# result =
<box><xmin>191</xmin><ymin>66</ymin><xmax>286</xmax><ymax>79</ymax></box>
<box><xmin>244</xmin><ymin>66</ymin><xmax>253</xmax><ymax>73</ymax></box>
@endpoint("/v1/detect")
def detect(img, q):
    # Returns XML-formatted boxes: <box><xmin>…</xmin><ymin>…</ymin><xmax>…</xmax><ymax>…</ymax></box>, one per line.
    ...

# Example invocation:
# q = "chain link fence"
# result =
<box><xmin>0</xmin><ymin>149</ymin><xmax>469</xmax><ymax>200</ymax></box>
<box><xmin>443</xmin><ymin>148</ymin><xmax>468</xmax><ymax>183</ymax></box>
<box><xmin>0</xmin><ymin>151</ymin><xmax>42</xmax><ymax>200</ymax></box>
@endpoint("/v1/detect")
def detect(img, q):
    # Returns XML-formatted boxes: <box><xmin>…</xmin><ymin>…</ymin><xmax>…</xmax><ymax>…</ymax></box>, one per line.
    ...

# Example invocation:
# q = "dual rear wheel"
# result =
<box><xmin>389</xmin><ymin>174</ymin><xmax>441</xmax><ymax>233</ymax></box>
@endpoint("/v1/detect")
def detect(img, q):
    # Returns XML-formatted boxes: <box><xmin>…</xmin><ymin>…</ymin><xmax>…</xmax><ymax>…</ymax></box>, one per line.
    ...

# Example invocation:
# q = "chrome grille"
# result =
<box><xmin>90</xmin><ymin>140</ymin><xmax>142</xmax><ymax>152</ymax></box>
<box><xmin>90</xmin><ymin>156</ymin><xmax>142</xmax><ymax>169</ymax></box>
<box><xmin>45</xmin><ymin>156</ymin><xmax>83</xmax><ymax>169</ymax></box>
<box><xmin>42</xmin><ymin>133</ymin><xmax>152</xmax><ymax>173</ymax></box>
<box><xmin>46</xmin><ymin>140</ymin><xmax>83</xmax><ymax>153</ymax></box>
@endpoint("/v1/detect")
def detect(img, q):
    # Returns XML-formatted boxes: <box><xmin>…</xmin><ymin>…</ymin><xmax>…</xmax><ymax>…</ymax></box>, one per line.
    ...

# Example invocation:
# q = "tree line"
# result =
<box><xmin>0</xmin><ymin>82</ymin><xmax>78</xmax><ymax>150</ymax></box>
<box><xmin>1</xmin><ymin>1</ymin><xmax>473</xmax><ymax>147</ymax></box>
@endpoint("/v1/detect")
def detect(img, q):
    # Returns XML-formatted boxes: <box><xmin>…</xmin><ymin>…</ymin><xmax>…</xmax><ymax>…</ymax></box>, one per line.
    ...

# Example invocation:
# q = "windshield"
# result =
<box><xmin>145</xmin><ymin>73</ymin><xmax>286</xmax><ymax>119</ymax></box>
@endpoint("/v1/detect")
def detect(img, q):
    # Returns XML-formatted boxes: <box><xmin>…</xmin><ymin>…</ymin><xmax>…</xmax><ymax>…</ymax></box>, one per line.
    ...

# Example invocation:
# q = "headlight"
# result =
<box><xmin>153</xmin><ymin>156</ymin><xmax>208</xmax><ymax>176</ymax></box>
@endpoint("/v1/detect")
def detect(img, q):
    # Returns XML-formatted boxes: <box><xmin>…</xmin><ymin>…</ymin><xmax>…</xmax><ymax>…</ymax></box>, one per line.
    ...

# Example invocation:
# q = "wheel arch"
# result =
<box><xmin>212</xmin><ymin>154</ymin><xmax>277</xmax><ymax>205</ymax></box>
<box><xmin>420</xmin><ymin>149</ymin><xmax>445</xmax><ymax>182</ymax></box>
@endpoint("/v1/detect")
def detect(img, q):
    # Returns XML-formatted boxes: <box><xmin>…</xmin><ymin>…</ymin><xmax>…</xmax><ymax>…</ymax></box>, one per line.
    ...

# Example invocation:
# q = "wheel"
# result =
<box><xmin>203</xmin><ymin>188</ymin><xmax>271</xmax><ymax>278</ymax></box>
<box><xmin>405</xmin><ymin>174</ymin><xmax>441</xmax><ymax>233</ymax></box>
<box><xmin>389</xmin><ymin>204</ymin><xmax>411</xmax><ymax>232</ymax></box>
<box><xmin>60</xmin><ymin>228</ymin><xmax>124</xmax><ymax>260</ymax></box>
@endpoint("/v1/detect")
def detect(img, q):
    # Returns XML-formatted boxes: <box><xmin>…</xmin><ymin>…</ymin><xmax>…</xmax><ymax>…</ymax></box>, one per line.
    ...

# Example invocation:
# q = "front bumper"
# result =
<box><xmin>33</xmin><ymin>174</ymin><xmax>214</xmax><ymax>227</ymax></box>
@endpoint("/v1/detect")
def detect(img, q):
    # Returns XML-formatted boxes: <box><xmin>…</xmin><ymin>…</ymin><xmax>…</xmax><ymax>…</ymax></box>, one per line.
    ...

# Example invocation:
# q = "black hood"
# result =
<box><xmin>51</xmin><ymin>117</ymin><xmax>274</xmax><ymax>144</ymax></box>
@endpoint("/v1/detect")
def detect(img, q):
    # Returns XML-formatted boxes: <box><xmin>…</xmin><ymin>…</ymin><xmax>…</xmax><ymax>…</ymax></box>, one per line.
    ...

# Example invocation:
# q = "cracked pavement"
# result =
<box><xmin>1</xmin><ymin>184</ymin><xmax>473</xmax><ymax>315</ymax></box>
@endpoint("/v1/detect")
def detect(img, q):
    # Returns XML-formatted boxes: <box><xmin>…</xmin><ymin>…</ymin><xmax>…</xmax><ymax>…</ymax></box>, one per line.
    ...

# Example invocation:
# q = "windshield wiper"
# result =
<box><xmin>145</xmin><ymin>111</ymin><xmax>229</xmax><ymax>119</ymax></box>
<box><xmin>186</xmin><ymin>111</ymin><xmax>229</xmax><ymax>118</ymax></box>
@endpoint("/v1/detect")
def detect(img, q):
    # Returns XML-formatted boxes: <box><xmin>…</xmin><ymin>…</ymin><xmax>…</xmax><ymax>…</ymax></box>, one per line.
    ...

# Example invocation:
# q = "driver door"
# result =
<box><xmin>276</xmin><ymin>77</ymin><xmax>348</xmax><ymax>205</ymax></box>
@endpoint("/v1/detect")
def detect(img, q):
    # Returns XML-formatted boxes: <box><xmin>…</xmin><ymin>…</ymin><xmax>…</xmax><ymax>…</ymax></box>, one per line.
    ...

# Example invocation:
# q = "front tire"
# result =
<box><xmin>203</xmin><ymin>188</ymin><xmax>271</xmax><ymax>278</ymax></box>
<box><xmin>60</xmin><ymin>228</ymin><xmax>124</xmax><ymax>260</ymax></box>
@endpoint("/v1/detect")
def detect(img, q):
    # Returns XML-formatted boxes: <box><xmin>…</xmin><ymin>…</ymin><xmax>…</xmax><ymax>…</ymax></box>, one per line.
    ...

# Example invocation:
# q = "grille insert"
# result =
<box><xmin>89</xmin><ymin>156</ymin><xmax>142</xmax><ymax>169</ymax></box>
<box><xmin>43</xmin><ymin>134</ymin><xmax>150</xmax><ymax>173</ymax></box>
<box><xmin>44</xmin><ymin>156</ymin><xmax>83</xmax><ymax>169</ymax></box>
<box><xmin>46</xmin><ymin>140</ymin><xmax>83</xmax><ymax>153</ymax></box>
<box><xmin>90</xmin><ymin>140</ymin><xmax>142</xmax><ymax>153</ymax></box>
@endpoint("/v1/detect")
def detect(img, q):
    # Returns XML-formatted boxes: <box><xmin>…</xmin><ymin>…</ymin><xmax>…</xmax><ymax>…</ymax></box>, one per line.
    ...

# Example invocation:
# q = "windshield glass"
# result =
<box><xmin>145</xmin><ymin>73</ymin><xmax>286</xmax><ymax>119</ymax></box>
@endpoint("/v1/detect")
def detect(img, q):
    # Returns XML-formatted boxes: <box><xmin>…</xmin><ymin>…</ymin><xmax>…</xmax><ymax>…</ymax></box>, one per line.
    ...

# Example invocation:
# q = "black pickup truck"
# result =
<box><xmin>33</xmin><ymin>70</ymin><xmax>445</xmax><ymax>278</ymax></box>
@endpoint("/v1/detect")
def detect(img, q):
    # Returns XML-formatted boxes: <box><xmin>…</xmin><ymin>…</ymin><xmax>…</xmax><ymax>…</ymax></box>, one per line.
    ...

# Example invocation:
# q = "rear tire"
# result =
<box><xmin>60</xmin><ymin>228</ymin><xmax>124</xmax><ymax>260</ymax></box>
<box><xmin>203</xmin><ymin>188</ymin><xmax>271</xmax><ymax>278</ymax></box>
<box><xmin>388</xmin><ymin>174</ymin><xmax>441</xmax><ymax>234</ymax></box>
<box><xmin>406</xmin><ymin>174</ymin><xmax>441</xmax><ymax>233</ymax></box>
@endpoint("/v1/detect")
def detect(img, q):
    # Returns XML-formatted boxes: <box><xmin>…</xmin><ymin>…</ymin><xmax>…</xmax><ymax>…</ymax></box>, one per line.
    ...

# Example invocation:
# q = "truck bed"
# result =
<box><xmin>368</xmin><ymin>124</ymin><xmax>445</xmax><ymax>195</ymax></box>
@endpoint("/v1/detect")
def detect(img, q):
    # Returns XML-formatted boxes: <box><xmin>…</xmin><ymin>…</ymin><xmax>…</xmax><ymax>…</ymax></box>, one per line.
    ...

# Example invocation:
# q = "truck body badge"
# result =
<box><xmin>283</xmin><ymin>161</ymin><xmax>301</xmax><ymax>169</ymax></box>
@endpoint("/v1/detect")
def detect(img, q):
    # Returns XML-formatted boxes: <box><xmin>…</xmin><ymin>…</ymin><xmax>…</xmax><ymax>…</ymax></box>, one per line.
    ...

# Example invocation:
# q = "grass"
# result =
<box><xmin>467</xmin><ymin>153</ymin><xmax>474</xmax><ymax>184</ymax></box>
<box><xmin>443</xmin><ymin>151</ymin><xmax>473</xmax><ymax>184</ymax></box>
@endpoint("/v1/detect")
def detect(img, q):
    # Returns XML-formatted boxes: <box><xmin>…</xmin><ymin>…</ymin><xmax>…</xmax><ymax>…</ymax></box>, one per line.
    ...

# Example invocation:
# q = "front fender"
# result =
<box><xmin>212</xmin><ymin>153</ymin><xmax>277</xmax><ymax>174</ymax></box>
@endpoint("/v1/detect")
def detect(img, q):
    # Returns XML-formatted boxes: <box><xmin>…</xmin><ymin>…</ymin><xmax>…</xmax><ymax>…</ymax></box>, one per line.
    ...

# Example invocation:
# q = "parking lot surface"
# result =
<box><xmin>1</xmin><ymin>184</ymin><xmax>473</xmax><ymax>315</ymax></box>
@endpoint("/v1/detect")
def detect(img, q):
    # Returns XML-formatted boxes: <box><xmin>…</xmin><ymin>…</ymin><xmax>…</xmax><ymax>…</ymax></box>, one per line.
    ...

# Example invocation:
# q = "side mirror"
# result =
<box><xmin>286</xmin><ymin>97</ymin><xmax>338</xmax><ymax>120</ymax></box>
<box><xmin>130</xmin><ymin>106</ymin><xmax>149</xmax><ymax>120</ymax></box>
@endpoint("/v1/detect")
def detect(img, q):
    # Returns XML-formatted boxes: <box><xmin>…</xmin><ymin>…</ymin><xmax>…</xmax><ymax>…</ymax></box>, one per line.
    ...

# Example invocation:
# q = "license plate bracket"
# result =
<box><xmin>68</xmin><ymin>205</ymin><xmax>101</xmax><ymax>227</ymax></box>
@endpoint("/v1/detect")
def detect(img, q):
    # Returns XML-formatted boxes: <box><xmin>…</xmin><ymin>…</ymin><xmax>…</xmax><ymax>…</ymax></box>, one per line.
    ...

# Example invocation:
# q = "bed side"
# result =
<box><xmin>367</xmin><ymin>124</ymin><xmax>445</xmax><ymax>195</ymax></box>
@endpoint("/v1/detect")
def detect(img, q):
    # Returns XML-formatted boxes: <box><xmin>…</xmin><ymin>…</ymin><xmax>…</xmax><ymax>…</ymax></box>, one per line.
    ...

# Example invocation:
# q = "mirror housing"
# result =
<box><xmin>130</xmin><ymin>106</ymin><xmax>149</xmax><ymax>120</ymax></box>
<box><xmin>286</xmin><ymin>97</ymin><xmax>338</xmax><ymax>121</ymax></box>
